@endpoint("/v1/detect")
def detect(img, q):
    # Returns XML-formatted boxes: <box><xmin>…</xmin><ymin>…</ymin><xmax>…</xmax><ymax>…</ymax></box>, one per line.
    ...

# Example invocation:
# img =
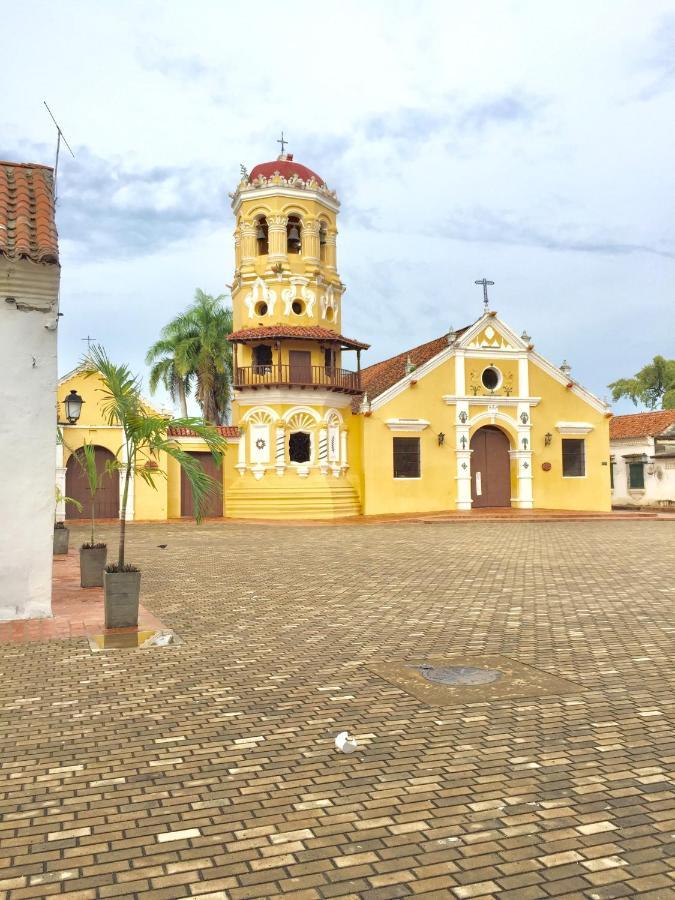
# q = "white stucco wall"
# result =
<box><xmin>0</xmin><ymin>259</ymin><xmax>59</xmax><ymax>620</ymax></box>
<box><xmin>611</xmin><ymin>436</ymin><xmax>675</xmax><ymax>508</ymax></box>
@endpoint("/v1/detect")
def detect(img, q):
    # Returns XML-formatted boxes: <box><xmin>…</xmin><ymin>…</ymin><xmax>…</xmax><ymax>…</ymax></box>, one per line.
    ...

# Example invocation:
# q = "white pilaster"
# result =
<box><xmin>518</xmin><ymin>355</ymin><xmax>529</xmax><ymax>397</ymax></box>
<box><xmin>236</xmin><ymin>432</ymin><xmax>247</xmax><ymax>475</ymax></box>
<box><xmin>340</xmin><ymin>430</ymin><xmax>348</xmax><ymax>470</ymax></box>
<box><xmin>318</xmin><ymin>427</ymin><xmax>329</xmax><ymax>475</ymax></box>
<box><xmin>55</xmin><ymin>441</ymin><xmax>66</xmax><ymax>523</ymax></box>
<box><xmin>275</xmin><ymin>426</ymin><xmax>286</xmax><ymax>476</ymax></box>
<box><xmin>454</xmin><ymin>351</ymin><xmax>465</xmax><ymax>395</ymax></box>
<box><xmin>510</xmin><ymin>449</ymin><xmax>534</xmax><ymax>508</ymax></box>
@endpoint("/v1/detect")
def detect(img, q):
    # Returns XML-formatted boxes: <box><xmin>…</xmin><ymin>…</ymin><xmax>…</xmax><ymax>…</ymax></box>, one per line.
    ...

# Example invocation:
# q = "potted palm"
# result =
<box><xmin>54</xmin><ymin>488</ymin><xmax>82</xmax><ymax>554</ymax></box>
<box><xmin>84</xmin><ymin>346</ymin><xmax>227</xmax><ymax>628</ymax></box>
<box><xmin>77</xmin><ymin>442</ymin><xmax>109</xmax><ymax>587</ymax></box>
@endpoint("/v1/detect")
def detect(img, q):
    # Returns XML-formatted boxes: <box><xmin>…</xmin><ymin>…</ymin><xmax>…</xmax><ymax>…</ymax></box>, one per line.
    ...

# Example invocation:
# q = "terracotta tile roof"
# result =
<box><xmin>0</xmin><ymin>161</ymin><xmax>58</xmax><ymax>264</ymax></box>
<box><xmin>228</xmin><ymin>325</ymin><xmax>370</xmax><ymax>350</ymax></box>
<box><xmin>610</xmin><ymin>410</ymin><xmax>675</xmax><ymax>440</ymax></box>
<box><xmin>168</xmin><ymin>425</ymin><xmax>240</xmax><ymax>438</ymax></box>
<box><xmin>360</xmin><ymin>327</ymin><xmax>471</xmax><ymax>402</ymax></box>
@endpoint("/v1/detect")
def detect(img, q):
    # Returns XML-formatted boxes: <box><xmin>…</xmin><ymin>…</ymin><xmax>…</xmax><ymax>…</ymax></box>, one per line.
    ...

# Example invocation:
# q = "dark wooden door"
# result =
<box><xmin>180</xmin><ymin>452</ymin><xmax>223</xmax><ymax>518</ymax></box>
<box><xmin>65</xmin><ymin>446</ymin><xmax>119</xmax><ymax>519</ymax></box>
<box><xmin>470</xmin><ymin>426</ymin><xmax>511</xmax><ymax>508</ymax></box>
<box><xmin>289</xmin><ymin>350</ymin><xmax>312</xmax><ymax>384</ymax></box>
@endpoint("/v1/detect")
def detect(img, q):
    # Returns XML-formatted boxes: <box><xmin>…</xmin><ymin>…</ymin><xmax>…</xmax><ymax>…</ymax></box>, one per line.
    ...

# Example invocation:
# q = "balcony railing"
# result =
<box><xmin>235</xmin><ymin>364</ymin><xmax>362</xmax><ymax>394</ymax></box>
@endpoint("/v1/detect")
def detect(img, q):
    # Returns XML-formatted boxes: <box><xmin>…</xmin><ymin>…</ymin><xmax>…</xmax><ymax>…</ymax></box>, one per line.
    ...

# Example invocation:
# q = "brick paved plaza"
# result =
<box><xmin>2</xmin><ymin>520</ymin><xmax>675</xmax><ymax>899</ymax></box>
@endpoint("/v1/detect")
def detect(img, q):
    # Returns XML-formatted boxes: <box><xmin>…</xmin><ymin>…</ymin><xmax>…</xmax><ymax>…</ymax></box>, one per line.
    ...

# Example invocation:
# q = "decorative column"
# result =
<box><xmin>120</xmin><ymin>440</ymin><xmax>134</xmax><ymax>521</ymax></box>
<box><xmin>267</xmin><ymin>215</ymin><xmax>288</xmax><ymax>265</ymax></box>
<box><xmin>239</xmin><ymin>220</ymin><xmax>257</xmax><ymax>270</ymax></box>
<box><xmin>55</xmin><ymin>440</ymin><xmax>66</xmax><ymax>522</ymax></box>
<box><xmin>275</xmin><ymin>423</ymin><xmax>286</xmax><ymax>476</ymax></box>
<box><xmin>513</xmin><ymin>406</ymin><xmax>533</xmax><ymax>508</ymax></box>
<box><xmin>318</xmin><ymin>426</ymin><xmax>329</xmax><ymax>475</ymax></box>
<box><xmin>236</xmin><ymin>428</ymin><xmax>247</xmax><ymax>476</ymax></box>
<box><xmin>340</xmin><ymin>429</ymin><xmax>348</xmax><ymax>472</ymax></box>
<box><xmin>324</xmin><ymin>230</ymin><xmax>337</xmax><ymax>271</ymax></box>
<box><xmin>455</xmin><ymin>402</ymin><xmax>472</xmax><ymax>510</ymax></box>
<box><xmin>234</xmin><ymin>225</ymin><xmax>242</xmax><ymax>270</ymax></box>
<box><xmin>303</xmin><ymin>218</ymin><xmax>320</xmax><ymax>266</ymax></box>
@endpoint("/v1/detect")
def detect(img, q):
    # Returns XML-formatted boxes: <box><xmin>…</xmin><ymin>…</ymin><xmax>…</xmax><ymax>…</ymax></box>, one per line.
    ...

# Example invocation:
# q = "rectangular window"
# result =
<box><xmin>393</xmin><ymin>437</ymin><xmax>420</xmax><ymax>478</ymax></box>
<box><xmin>628</xmin><ymin>462</ymin><xmax>645</xmax><ymax>489</ymax></box>
<box><xmin>562</xmin><ymin>438</ymin><xmax>585</xmax><ymax>477</ymax></box>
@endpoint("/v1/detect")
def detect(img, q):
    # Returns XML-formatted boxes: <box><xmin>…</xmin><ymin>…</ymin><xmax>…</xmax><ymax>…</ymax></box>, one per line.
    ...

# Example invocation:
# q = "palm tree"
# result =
<box><xmin>147</xmin><ymin>290</ymin><xmax>233</xmax><ymax>424</ymax></box>
<box><xmin>84</xmin><ymin>345</ymin><xmax>227</xmax><ymax>569</ymax></box>
<box><xmin>146</xmin><ymin>333</ymin><xmax>193</xmax><ymax>418</ymax></box>
<box><xmin>181</xmin><ymin>289</ymin><xmax>233</xmax><ymax>424</ymax></box>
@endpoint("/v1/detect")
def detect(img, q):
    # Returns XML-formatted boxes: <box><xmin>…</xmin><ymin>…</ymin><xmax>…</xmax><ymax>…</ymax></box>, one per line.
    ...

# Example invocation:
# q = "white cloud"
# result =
<box><xmin>3</xmin><ymin>0</ymin><xmax>674</xmax><ymax>414</ymax></box>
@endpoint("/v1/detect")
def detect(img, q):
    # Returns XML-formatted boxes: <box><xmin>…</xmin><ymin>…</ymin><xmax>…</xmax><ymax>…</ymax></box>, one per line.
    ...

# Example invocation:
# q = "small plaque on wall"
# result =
<box><xmin>541</xmin><ymin>461</ymin><xmax>552</xmax><ymax>472</ymax></box>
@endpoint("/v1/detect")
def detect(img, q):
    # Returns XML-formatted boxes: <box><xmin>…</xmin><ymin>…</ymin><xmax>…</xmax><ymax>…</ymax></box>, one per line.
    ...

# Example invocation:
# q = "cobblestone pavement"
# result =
<box><xmin>2</xmin><ymin>521</ymin><xmax>675</xmax><ymax>900</ymax></box>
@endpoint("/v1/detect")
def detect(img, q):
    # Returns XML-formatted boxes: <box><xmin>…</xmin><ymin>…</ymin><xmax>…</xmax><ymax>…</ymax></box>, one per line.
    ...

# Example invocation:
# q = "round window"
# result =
<box><xmin>255</xmin><ymin>301</ymin><xmax>268</xmax><ymax>316</ymax></box>
<box><xmin>292</xmin><ymin>300</ymin><xmax>304</xmax><ymax>315</ymax></box>
<box><xmin>481</xmin><ymin>366</ymin><xmax>501</xmax><ymax>391</ymax></box>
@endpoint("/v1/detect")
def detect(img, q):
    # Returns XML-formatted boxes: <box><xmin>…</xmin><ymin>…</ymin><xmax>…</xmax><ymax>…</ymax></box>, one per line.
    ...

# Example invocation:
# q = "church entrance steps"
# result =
<box><xmin>225</xmin><ymin>478</ymin><xmax>361</xmax><ymax>520</ymax></box>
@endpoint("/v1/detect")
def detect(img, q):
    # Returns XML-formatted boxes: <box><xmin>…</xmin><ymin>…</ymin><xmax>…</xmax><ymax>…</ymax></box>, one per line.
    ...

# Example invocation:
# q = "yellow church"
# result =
<box><xmin>58</xmin><ymin>151</ymin><xmax>612</xmax><ymax>520</ymax></box>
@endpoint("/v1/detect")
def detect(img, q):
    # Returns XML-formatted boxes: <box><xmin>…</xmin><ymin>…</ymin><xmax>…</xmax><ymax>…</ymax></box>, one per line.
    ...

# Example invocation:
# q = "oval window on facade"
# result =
<box><xmin>481</xmin><ymin>366</ymin><xmax>501</xmax><ymax>391</ymax></box>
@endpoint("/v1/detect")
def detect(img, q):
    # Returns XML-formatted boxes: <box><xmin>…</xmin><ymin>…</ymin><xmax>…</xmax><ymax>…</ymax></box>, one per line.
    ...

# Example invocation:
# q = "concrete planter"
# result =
<box><xmin>53</xmin><ymin>526</ymin><xmax>69</xmax><ymax>555</ymax></box>
<box><xmin>80</xmin><ymin>546</ymin><xmax>107</xmax><ymax>588</ymax></box>
<box><xmin>103</xmin><ymin>570</ymin><xmax>141</xmax><ymax>628</ymax></box>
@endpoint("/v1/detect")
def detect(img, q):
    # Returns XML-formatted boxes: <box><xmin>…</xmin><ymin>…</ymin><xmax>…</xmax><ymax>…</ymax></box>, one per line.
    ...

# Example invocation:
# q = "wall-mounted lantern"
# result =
<box><xmin>520</xmin><ymin>411</ymin><xmax>529</xmax><ymax>424</ymax></box>
<box><xmin>437</xmin><ymin>432</ymin><xmax>445</xmax><ymax>446</ymax></box>
<box><xmin>63</xmin><ymin>389</ymin><xmax>84</xmax><ymax>424</ymax></box>
<box><xmin>458</xmin><ymin>410</ymin><xmax>468</xmax><ymax>424</ymax></box>
<box><xmin>544</xmin><ymin>432</ymin><xmax>553</xmax><ymax>446</ymax></box>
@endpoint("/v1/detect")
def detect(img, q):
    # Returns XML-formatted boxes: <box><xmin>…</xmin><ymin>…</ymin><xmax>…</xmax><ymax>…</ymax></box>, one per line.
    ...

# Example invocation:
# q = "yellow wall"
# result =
<box><xmin>60</xmin><ymin>371</ymin><xmax>169</xmax><ymax>521</ymax></box>
<box><xmin>529</xmin><ymin>363</ymin><xmax>611</xmax><ymax>511</ymax></box>
<box><xmin>361</xmin><ymin>358</ymin><xmax>456</xmax><ymax>516</ymax></box>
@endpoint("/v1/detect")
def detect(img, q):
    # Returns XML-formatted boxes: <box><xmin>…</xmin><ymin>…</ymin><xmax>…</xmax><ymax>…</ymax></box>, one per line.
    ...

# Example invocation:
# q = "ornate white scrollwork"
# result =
<box><xmin>320</xmin><ymin>284</ymin><xmax>339</xmax><ymax>321</ymax></box>
<box><xmin>244</xmin><ymin>276</ymin><xmax>277</xmax><ymax>318</ymax></box>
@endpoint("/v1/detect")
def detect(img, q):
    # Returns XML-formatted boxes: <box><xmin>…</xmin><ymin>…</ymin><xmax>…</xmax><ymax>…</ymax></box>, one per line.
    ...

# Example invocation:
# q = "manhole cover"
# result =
<box><xmin>408</xmin><ymin>664</ymin><xmax>502</xmax><ymax>685</ymax></box>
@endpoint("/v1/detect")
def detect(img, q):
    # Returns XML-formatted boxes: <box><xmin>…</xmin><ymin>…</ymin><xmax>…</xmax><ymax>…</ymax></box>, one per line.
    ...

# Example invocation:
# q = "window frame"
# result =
<box><xmin>393</xmin><ymin>436</ymin><xmax>421</xmax><ymax>480</ymax></box>
<box><xmin>562</xmin><ymin>438</ymin><xmax>586</xmax><ymax>478</ymax></box>
<box><xmin>628</xmin><ymin>461</ymin><xmax>645</xmax><ymax>490</ymax></box>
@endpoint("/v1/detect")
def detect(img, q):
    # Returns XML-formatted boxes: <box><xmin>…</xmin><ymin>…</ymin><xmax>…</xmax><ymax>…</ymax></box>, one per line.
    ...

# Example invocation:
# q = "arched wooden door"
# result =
<box><xmin>65</xmin><ymin>446</ymin><xmax>119</xmax><ymax>519</ymax></box>
<box><xmin>181</xmin><ymin>452</ymin><xmax>223</xmax><ymax>518</ymax></box>
<box><xmin>470</xmin><ymin>426</ymin><xmax>511</xmax><ymax>508</ymax></box>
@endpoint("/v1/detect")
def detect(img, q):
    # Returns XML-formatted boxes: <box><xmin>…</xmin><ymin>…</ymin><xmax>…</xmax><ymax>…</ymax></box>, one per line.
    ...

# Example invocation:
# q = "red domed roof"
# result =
<box><xmin>249</xmin><ymin>154</ymin><xmax>324</xmax><ymax>187</ymax></box>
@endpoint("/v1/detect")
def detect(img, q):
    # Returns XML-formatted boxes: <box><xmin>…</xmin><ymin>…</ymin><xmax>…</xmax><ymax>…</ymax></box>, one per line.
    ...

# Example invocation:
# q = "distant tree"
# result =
<box><xmin>609</xmin><ymin>355</ymin><xmax>675</xmax><ymax>410</ymax></box>
<box><xmin>147</xmin><ymin>290</ymin><xmax>233</xmax><ymax>424</ymax></box>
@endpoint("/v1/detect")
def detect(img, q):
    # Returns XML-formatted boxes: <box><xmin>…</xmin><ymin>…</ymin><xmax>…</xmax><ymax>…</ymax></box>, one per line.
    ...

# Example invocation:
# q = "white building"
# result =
<box><xmin>610</xmin><ymin>410</ymin><xmax>675</xmax><ymax>509</ymax></box>
<box><xmin>0</xmin><ymin>162</ymin><xmax>60</xmax><ymax>620</ymax></box>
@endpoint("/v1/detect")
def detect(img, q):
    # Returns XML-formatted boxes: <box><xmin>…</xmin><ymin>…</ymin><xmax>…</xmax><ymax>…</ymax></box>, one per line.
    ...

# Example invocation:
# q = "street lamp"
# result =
<box><xmin>63</xmin><ymin>389</ymin><xmax>84</xmax><ymax>424</ymax></box>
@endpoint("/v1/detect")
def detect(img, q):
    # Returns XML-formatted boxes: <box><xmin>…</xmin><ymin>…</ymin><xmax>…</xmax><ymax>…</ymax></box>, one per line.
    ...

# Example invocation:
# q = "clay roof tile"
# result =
<box><xmin>0</xmin><ymin>161</ymin><xmax>59</xmax><ymax>264</ymax></box>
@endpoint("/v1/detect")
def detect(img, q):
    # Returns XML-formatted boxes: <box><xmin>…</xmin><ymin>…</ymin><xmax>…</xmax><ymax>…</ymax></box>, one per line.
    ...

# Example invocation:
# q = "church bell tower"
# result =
<box><xmin>225</xmin><ymin>145</ymin><xmax>367</xmax><ymax>516</ymax></box>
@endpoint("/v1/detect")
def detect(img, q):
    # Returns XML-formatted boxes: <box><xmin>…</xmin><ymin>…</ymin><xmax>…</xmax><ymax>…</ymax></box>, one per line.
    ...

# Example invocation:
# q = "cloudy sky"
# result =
<box><xmin>3</xmin><ymin>1</ymin><xmax>673</xmax><ymax>413</ymax></box>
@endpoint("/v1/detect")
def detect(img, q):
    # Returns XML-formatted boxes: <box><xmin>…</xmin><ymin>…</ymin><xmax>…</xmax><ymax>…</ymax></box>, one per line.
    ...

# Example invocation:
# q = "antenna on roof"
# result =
<box><xmin>43</xmin><ymin>101</ymin><xmax>75</xmax><ymax>202</ymax></box>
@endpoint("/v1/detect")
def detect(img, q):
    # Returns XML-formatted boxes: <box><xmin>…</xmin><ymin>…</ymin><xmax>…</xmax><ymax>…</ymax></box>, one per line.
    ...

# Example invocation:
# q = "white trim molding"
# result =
<box><xmin>444</xmin><ymin>395</ymin><xmax>541</xmax><ymax>408</ymax></box>
<box><xmin>386</xmin><ymin>418</ymin><xmax>431</xmax><ymax>432</ymax></box>
<box><xmin>556</xmin><ymin>421</ymin><xmax>594</xmax><ymax>435</ymax></box>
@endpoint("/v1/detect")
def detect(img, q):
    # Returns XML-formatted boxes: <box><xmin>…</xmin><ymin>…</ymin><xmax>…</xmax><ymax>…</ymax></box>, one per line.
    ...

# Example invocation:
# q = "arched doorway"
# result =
<box><xmin>470</xmin><ymin>426</ymin><xmax>511</xmax><ymax>508</ymax></box>
<box><xmin>65</xmin><ymin>446</ymin><xmax>119</xmax><ymax>519</ymax></box>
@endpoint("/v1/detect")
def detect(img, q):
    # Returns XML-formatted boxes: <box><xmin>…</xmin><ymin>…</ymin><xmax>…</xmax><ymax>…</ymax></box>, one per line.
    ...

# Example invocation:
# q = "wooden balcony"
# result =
<box><xmin>235</xmin><ymin>364</ymin><xmax>362</xmax><ymax>395</ymax></box>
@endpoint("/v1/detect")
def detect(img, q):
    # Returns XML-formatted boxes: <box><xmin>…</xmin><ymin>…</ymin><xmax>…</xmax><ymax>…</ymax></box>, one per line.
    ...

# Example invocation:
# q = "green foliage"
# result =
<box><xmin>609</xmin><ymin>356</ymin><xmax>675</xmax><ymax>410</ymax></box>
<box><xmin>84</xmin><ymin>345</ymin><xmax>227</xmax><ymax>568</ymax></box>
<box><xmin>55</xmin><ymin>486</ymin><xmax>82</xmax><ymax>523</ymax></box>
<box><xmin>147</xmin><ymin>289</ymin><xmax>233</xmax><ymax>424</ymax></box>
